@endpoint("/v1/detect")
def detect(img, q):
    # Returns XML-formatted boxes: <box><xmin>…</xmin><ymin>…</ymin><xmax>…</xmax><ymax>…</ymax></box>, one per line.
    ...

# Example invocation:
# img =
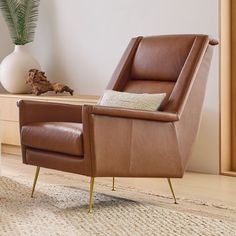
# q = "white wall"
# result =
<box><xmin>0</xmin><ymin>0</ymin><xmax>219</xmax><ymax>174</ymax></box>
<box><xmin>0</xmin><ymin>13</ymin><xmax>13</xmax><ymax>92</ymax></box>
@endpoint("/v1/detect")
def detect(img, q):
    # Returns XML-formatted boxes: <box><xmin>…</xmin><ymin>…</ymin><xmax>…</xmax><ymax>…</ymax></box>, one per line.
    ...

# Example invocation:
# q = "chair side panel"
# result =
<box><xmin>175</xmin><ymin>46</ymin><xmax>214</xmax><ymax>169</ymax></box>
<box><xmin>92</xmin><ymin>115</ymin><xmax>183</xmax><ymax>177</ymax></box>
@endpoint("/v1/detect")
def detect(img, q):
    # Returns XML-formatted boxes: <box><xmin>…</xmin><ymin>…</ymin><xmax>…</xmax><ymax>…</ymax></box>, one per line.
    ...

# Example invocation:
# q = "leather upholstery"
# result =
<box><xmin>18</xmin><ymin>34</ymin><xmax>218</xmax><ymax>178</ymax></box>
<box><xmin>89</xmin><ymin>105</ymin><xmax>179</xmax><ymax>122</ymax></box>
<box><xmin>18</xmin><ymin>100</ymin><xmax>83</xmax><ymax>127</ymax></box>
<box><xmin>165</xmin><ymin>36</ymin><xmax>209</xmax><ymax>113</ymax></box>
<box><xmin>92</xmin><ymin>115</ymin><xmax>183</xmax><ymax>177</ymax></box>
<box><xmin>22</xmin><ymin>122</ymin><xmax>83</xmax><ymax>156</ymax></box>
<box><xmin>123</xmin><ymin>80</ymin><xmax>175</xmax><ymax>110</ymax></box>
<box><xmin>131</xmin><ymin>35</ymin><xmax>195</xmax><ymax>81</ymax></box>
<box><xmin>175</xmin><ymin>46</ymin><xmax>214</xmax><ymax>168</ymax></box>
<box><xmin>25</xmin><ymin>148</ymin><xmax>87</xmax><ymax>175</ymax></box>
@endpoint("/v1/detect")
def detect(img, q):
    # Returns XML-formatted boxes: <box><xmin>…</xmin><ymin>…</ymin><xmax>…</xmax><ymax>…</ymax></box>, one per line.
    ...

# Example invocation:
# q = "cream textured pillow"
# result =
<box><xmin>99</xmin><ymin>90</ymin><xmax>166</xmax><ymax>111</ymax></box>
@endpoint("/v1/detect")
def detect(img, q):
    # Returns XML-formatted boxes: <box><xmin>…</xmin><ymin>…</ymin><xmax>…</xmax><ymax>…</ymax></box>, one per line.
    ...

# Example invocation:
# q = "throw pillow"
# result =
<box><xmin>99</xmin><ymin>90</ymin><xmax>166</xmax><ymax>111</ymax></box>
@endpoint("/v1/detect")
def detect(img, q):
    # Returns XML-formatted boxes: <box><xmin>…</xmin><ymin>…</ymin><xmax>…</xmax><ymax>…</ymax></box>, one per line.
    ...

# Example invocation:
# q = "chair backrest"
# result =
<box><xmin>107</xmin><ymin>34</ymin><xmax>215</xmax><ymax>113</ymax></box>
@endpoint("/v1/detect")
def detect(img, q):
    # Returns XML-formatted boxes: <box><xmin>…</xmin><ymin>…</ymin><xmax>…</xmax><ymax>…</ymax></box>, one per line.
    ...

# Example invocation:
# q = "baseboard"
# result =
<box><xmin>220</xmin><ymin>171</ymin><xmax>236</xmax><ymax>177</ymax></box>
<box><xmin>2</xmin><ymin>144</ymin><xmax>21</xmax><ymax>156</ymax></box>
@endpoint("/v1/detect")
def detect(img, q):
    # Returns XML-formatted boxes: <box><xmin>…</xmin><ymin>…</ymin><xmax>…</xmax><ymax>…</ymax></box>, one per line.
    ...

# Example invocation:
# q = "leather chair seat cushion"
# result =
<box><xmin>21</xmin><ymin>122</ymin><xmax>84</xmax><ymax>156</ymax></box>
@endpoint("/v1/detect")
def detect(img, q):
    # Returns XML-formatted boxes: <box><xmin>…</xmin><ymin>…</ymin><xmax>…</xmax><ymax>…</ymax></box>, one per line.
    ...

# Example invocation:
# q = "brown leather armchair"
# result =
<box><xmin>18</xmin><ymin>35</ymin><xmax>218</xmax><ymax>212</ymax></box>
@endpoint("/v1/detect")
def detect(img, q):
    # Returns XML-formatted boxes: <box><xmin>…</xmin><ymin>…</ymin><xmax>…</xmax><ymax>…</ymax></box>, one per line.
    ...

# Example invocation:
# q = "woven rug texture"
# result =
<box><xmin>0</xmin><ymin>176</ymin><xmax>236</xmax><ymax>236</ymax></box>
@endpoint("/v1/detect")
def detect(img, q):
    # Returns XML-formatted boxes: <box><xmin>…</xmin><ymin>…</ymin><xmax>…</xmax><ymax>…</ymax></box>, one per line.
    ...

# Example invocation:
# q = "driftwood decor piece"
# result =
<box><xmin>26</xmin><ymin>69</ymin><xmax>74</xmax><ymax>96</ymax></box>
<box><xmin>52</xmin><ymin>83</ymin><xmax>74</xmax><ymax>95</ymax></box>
<box><xmin>26</xmin><ymin>69</ymin><xmax>53</xmax><ymax>95</ymax></box>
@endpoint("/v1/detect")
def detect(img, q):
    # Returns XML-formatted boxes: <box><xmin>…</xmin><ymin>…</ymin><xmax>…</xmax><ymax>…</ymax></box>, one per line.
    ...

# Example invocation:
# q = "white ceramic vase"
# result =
<box><xmin>0</xmin><ymin>45</ymin><xmax>40</xmax><ymax>94</ymax></box>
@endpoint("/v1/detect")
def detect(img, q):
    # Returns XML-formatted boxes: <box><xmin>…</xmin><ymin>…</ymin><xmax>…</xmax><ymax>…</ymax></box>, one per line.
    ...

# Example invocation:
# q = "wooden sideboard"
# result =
<box><xmin>0</xmin><ymin>93</ymin><xmax>99</xmax><ymax>155</ymax></box>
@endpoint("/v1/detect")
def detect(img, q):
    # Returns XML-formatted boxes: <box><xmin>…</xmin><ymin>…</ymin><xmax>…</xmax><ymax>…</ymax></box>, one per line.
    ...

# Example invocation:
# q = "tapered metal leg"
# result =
<box><xmin>88</xmin><ymin>177</ymin><xmax>95</xmax><ymax>213</ymax></box>
<box><xmin>112</xmin><ymin>177</ymin><xmax>115</xmax><ymax>191</ymax></box>
<box><xmin>31</xmin><ymin>166</ymin><xmax>40</xmax><ymax>198</ymax></box>
<box><xmin>167</xmin><ymin>178</ymin><xmax>178</xmax><ymax>204</ymax></box>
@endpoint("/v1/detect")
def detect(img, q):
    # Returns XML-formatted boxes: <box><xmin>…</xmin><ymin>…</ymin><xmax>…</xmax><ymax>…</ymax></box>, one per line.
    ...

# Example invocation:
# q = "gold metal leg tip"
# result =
<box><xmin>167</xmin><ymin>178</ymin><xmax>178</xmax><ymax>205</ymax></box>
<box><xmin>112</xmin><ymin>177</ymin><xmax>115</xmax><ymax>191</ymax></box>
<box><xmin>88</xmin><ymin>177</ymin><xmax>95</xmax><ymax>214</ymax></box>
<box><xmin>31</xmin><ymin>166</ymin><xmax>40</xmax><ymax>198</ymax></box>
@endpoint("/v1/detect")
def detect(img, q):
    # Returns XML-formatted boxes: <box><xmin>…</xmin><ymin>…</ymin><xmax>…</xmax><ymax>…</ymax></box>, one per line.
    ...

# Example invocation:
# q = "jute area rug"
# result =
<box><xmin>0</xmin><ymin>176</ymin><xmax>236</xmax><ymax>236</ymax></box>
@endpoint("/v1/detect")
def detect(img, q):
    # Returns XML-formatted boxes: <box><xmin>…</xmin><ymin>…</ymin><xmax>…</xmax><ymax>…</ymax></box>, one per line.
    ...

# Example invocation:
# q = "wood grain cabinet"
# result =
<box><xmin>0</xmin><ymin>93</ymin><xmax>99</xmax><ymax>155</ymax></box>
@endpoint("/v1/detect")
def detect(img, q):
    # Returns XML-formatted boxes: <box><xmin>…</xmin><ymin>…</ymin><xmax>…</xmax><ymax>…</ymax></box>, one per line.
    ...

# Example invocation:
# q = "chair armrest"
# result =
<box><xmin>18</xmin><ymin>100</ymin><xmax>83</xmax><ymax>127</ymax></box>
<box><xmin>84</xmin><ymin>104</ymin><xmax>179</xmax><ymax>122</ymax></box>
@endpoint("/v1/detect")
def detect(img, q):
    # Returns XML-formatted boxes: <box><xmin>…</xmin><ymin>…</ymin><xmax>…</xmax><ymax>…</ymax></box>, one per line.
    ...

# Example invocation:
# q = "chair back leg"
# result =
<box><xmin>167</xmin><ymin>178</ymin><xmax>178</xmax><ymax>204</ymax></box>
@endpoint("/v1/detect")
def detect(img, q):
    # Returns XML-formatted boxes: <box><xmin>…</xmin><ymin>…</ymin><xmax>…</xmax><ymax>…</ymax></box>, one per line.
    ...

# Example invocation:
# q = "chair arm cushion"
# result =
<box><xmin>18</xmin><ymin>100</ymin><xmax>83</xmax><ymax>127</ymax></box>
<box><xmin>86</xmin><ymin>105</ymin><xmax>179</xmax><ymax>122</ymax></box>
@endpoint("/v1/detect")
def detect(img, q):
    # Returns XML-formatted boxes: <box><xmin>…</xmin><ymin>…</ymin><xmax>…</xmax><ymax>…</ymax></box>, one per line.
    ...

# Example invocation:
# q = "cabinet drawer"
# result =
<box><xmin>0</xmin><ymin>94</ymin><xmax>99</xmax><ymax>148</ymax></box>
<box><xmin>0</xmin><ymin>97</ymin><xmax>98</xmax><ymax>122</ymax></box>
<box><xmin>0</xmin><ymin>97</ymin><xmax>19</xmax><ymax>122</ymax></box>
<box><xmin>0</xmin><ymin>97</ymin><xmax>45</xmax><ymax>122</ymax></box>
<box><xmin>1</xmin><ymin>121</ymin><xmax>20</xmax><ymax>146</ymax></box>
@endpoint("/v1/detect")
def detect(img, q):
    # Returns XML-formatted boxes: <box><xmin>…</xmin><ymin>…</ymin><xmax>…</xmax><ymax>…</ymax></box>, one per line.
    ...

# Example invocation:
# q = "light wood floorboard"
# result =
<box><xmin>2</xmin><ymin>154</ymin><xmax>236</xmax><ymax>207</ymax></box>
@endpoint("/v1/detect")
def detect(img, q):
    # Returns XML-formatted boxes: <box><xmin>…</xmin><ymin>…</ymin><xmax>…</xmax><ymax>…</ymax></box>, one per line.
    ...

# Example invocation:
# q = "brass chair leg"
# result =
<box><xmin>31</xmin><ymin>166</ymin><xmax>40</xmax><ymax>198</ymax></box>
<box><xmin>88</xmin><ymin>177</ymin><xmax>95</xmax><ymax>213</ymax></box>
<box><xmin>167</xmin><ymin>178</ymin><xmax>178</xmax><ymax>204</ymax></box>
<box><xmin>112</xmin><ymin>177</ymin><xmax>115</xmax><ymax>191</ymax></box>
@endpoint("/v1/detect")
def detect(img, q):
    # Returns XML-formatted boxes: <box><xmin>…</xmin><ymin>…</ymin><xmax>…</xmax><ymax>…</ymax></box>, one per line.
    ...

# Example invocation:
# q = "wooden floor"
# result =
<box><xmin>2</xmin><ymin>154</ymin><xmax>236</xmax><ymax>208</ymax></box>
